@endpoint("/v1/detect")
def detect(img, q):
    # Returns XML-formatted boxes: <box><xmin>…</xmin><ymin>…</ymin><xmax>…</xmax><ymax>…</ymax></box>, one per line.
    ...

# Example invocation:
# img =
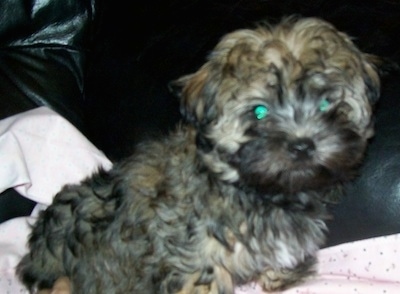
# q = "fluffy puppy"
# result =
<box><xmin>17</xmin><ymin>17</ymin><xmax>380</xmax><ymax>294</ymax></box>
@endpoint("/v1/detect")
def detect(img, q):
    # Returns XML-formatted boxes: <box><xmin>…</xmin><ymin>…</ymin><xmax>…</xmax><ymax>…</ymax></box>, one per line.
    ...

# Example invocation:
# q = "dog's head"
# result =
<box><xmin>172</xmin><ymin>17</ymin><xmax>381</xmax><ymax>194</ymax></box>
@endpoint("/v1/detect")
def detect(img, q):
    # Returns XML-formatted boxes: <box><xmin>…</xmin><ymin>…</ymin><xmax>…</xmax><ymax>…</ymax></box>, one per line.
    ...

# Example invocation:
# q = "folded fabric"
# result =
<box><xmin>0</xmin><ymin>107</ymin><xmax>112</xmax><ymax>206</ymax></box>
<box><xmin>0</xmin><ymin>107</ymin><xmax>399</xmax><ymax>293</ymax></box>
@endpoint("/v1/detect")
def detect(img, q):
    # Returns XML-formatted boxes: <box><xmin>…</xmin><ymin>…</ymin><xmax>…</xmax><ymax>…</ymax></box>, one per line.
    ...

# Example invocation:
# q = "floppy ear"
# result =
<box><xmin>366</xmin><ymin>54</ymin><xmax>400</xmax><ymax>76</ymax></box>
<box><xmin>361</xmin><ymin>54</ymin><xmax>382</xmax><ymax>105</ymax></box>
<box><xmin>363</xmin><ymin>54</ymin><xmax>399</xmax><ymax>104</ymax></box>
<box><xmin>169</xmin><ymin>65</ymin><xmax>220</xmax><ymax>126</ymax></box>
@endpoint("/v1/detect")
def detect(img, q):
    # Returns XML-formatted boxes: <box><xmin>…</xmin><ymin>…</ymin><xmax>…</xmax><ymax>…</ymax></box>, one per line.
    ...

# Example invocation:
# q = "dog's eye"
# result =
<box><xmin>319</xmin><ymin>98</ymin><xmax>331</xmax><ymax>112</ymax></box>
<box><xmin>253</xmin><ymin>105</ymin><xmax>269</xmax><ymax>120</ymax></box>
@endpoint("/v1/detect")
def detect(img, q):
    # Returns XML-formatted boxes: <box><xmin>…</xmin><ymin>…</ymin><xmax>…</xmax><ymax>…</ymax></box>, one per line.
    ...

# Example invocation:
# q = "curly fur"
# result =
<box><xmin>17</xmin><ymin>17</ymin><xmax>380</xmax><ymax>294</ymax></box>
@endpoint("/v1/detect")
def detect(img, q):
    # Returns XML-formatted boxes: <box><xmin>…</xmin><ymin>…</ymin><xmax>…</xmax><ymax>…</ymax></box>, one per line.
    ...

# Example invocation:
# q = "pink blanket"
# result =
<box><xmin>1</xmin><ymin>107</ymin><xmax>399</xmax><ymax>293</ymax></box>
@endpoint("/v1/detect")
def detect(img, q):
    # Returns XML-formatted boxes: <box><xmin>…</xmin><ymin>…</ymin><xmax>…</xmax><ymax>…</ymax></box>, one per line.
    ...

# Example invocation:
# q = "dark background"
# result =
<box><xmin>1</xmin><ymin>0</ymin><xmax>400</xmax><ymax>247</ymax></box>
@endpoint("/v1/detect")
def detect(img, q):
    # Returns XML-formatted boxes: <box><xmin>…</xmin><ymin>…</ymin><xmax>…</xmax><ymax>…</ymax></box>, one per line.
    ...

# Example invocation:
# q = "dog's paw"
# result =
<box><xmin>258</xmin><ymin>262</ymin><xmax>315</xmax><ymax>293</ymax></box>
<box><xmin>37</xmin><ymin>277</ymin><xmax>71</xmax><ymax>294</ymax></box>
<box><xmin>175</xmin><ymin>282</ymin><xmax>218</xmax><ymax>294</ymax></box>
<box><xmin>171</xmin><ymin>273</ymin><xmax>219</xmax><ymax>294</ymax></box>
<box><xmin>258</xmin><ymin>268</ymin><xmax>291</xmax><ymax>292</ymax></box>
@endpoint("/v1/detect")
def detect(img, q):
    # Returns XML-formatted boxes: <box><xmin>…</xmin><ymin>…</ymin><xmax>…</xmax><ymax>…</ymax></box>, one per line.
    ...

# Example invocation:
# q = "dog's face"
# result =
<box><xmin>174</xmin><ymin>17</ymin><xmax>380</xmax><ymax>194</ymax></box>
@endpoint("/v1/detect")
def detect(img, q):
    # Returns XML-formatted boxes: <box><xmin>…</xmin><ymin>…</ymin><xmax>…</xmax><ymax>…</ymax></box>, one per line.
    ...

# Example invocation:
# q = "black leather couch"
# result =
<box><xmin>1</xmin><ymin>0</ymin><xmax>400</xmax><ymax>248</ymax></box>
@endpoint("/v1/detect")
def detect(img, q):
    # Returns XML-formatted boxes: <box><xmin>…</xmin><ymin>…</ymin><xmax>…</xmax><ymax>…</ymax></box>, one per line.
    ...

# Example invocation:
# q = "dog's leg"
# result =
<box><xmin>161</xmin><ymin>271</ymin><xmax>213</xmax><ymax>294</ymax></box>
<box><xmin>37</xmin><ymin>277</ymin><xmax>71</xmax><ymax>294</ymax></box>
<box><xmin>258</xmin><ymin>258</ymin><xmax>316</xmax><ymax>292</ymax></box>
<box><xmin>174</xmin><ymin>277</ymin><xmax>219</xmax><ymax>294</ymax></box>
<box><xmin>17</xmin><ymin>169</ymin><xmax>122</xmax><ymax>293</ymax></box>
<box><xmin>163</xmin><ymin>266</ymin><xmax>233</xmax><ymax>294</ymax></box>
<box><xmin>176</xmin><ymin>283</ymin><xmax>218</xmax><ymax>294</ymax></box>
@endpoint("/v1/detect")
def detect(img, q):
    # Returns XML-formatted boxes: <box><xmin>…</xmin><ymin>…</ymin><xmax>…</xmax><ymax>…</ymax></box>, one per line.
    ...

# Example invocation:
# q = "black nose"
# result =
<box><xmin>288</xmin><ymin>138</ymin><xmax>316</xmax><ymax>160</ymax></box>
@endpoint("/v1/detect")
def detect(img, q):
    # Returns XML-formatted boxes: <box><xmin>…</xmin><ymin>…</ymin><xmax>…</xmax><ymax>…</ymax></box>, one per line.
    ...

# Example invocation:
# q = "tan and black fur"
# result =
<box><xmin>17</xmin><ymin>17</ymin><xmax>380</xmax><ymax>294</ymax></box>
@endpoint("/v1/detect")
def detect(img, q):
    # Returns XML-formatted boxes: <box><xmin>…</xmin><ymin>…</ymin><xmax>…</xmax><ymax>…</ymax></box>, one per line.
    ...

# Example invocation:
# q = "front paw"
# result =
<box><xmin>258</xmin><ymin>259</ymin><xmax>316</xmax><ymax>292</ymax></box>
<box><xmin>166</xmin><ymin>272</ymin><xmax>219</xmax><ymax>294</ymax></box>
<box><xmin>38</xmin><ymin>277</ymin><xmax>71</xmax><ymax>294</ymax></box>
<box><xmin>258</xmin><ymin>268</ymin><xmax>293</xmax><ymax>292</ymax></box>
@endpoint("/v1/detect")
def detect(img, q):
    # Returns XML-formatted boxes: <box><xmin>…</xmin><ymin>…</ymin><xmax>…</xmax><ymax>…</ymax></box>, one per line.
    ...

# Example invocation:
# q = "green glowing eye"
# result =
<box><xmin>254</xmin><ymin>105</ymin><xmax>269</xmax><ymax>120</ymax></box>
<box><xmin>319</xmin><ymin>98</ymin><xmax>331</xmax><ymax>112</ymax></box>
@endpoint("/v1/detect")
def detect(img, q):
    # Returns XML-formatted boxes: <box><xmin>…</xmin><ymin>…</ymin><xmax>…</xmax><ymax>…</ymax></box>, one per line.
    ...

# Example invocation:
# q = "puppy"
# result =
<box><xmin>17</xmin><ymin>17</ymin><xmax>380</xmax><ymax>294</ymax></box>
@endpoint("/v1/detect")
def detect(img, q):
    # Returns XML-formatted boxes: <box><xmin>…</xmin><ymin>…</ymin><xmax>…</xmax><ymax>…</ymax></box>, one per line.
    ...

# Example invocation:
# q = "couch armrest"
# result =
<box><xmin>0</xmin><ymin>0</ymin><xmax>95</xmax><ymax>130</ymax></box>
